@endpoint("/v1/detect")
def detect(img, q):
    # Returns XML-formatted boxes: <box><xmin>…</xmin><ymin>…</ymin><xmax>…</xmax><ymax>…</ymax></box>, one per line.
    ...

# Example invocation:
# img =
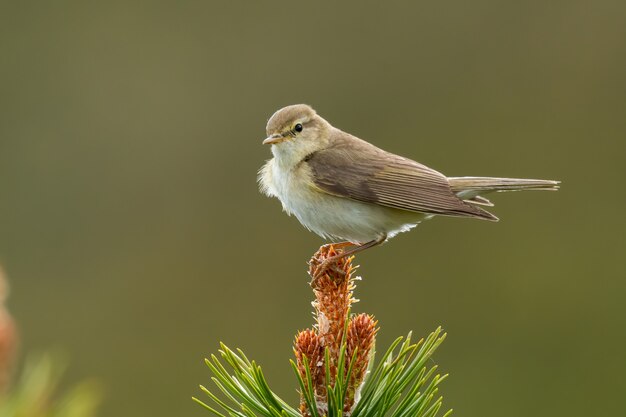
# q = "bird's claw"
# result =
<box><xmin>310</xmin><ymin>257</ymin><xmax>348</xmax><ymax>287</ymax></box>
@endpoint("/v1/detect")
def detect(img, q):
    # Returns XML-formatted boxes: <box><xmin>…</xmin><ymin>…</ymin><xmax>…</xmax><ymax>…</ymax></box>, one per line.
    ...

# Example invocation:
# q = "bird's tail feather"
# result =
<box><xmin>449</xmin><ymin>176</ymin><xmax>560</xmax><ymax>199</ymax></box>
<box><xmin>450</xmin><ymin>177</ymin><xmax>559</xmax><ymax>219</ymax></box>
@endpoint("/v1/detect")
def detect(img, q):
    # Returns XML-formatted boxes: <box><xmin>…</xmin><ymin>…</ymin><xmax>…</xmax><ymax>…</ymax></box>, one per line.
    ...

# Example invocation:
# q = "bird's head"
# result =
<box><xmin>263</xmin><ymin>104</ymin><xmax>332</xmax><ymax>165</ymax></box>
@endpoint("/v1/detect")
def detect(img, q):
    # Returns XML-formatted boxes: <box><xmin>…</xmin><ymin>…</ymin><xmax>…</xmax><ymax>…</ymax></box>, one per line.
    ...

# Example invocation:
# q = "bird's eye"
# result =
<box><xmin>294</xmin><ymin>123</ymin><xmax>303</xmax><ymax>132</ymax></box>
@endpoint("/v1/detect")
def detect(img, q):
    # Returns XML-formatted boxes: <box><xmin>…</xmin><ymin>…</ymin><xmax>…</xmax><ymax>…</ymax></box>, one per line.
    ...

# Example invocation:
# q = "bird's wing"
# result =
<box><xmin>305</xmin><ymin>134</ymin><xmax>497</xmax><ymax>221</ymax></box>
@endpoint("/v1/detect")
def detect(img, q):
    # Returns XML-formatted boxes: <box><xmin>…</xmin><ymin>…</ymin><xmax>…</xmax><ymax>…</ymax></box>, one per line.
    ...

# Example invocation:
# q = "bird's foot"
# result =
<box><xmin>310</xmin><ymin>257</ymin><xmax>349</xmax><ymax>285</ymax></box>
<box><xmin>308</xmin><ymin>244</ymin><xmax>353</xmax><ymax>287</ymax></box>
<box><xmin>309</xmin><ymin>235</ymin><xmax>386</xmax><ymax>287</ymax></box>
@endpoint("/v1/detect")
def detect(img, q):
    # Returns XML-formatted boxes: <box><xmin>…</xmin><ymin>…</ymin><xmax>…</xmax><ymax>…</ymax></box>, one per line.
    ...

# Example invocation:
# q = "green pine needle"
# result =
<box><xmin>195</xmin><ymin>327</ymin><xmax>450</xmax><ymax>417</ymax></box>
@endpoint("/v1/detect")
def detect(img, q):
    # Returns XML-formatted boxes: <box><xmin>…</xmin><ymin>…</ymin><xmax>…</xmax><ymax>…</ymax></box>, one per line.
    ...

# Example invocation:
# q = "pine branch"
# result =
<box><xmin>195</xmin><ymin>245</ymin><xmax>452</xmax><ymax>417</ymax></box>
<box><xmin>0</xmin><ymin>353</ymin><xmax>102</xmax><ymax>417</ymax></box>
<box><xmin>0</xmin><ymin>266</ymin><xmax>101</xmax><ymax>417</ymax></box>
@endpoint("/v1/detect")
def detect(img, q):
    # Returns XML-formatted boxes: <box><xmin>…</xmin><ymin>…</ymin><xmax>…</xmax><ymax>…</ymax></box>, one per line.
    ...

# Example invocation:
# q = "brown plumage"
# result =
<box><xmin>306</xmin><ymin>131</ymin><xmax>499</xmax><ymax>221</ymax></box>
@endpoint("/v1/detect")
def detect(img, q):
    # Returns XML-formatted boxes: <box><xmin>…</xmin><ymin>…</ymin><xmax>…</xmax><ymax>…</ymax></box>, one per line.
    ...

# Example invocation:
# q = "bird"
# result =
<box><xmin>258</xmin><ymin>104</ymin><xmax>559</xmax><ymax>272</ymax></box>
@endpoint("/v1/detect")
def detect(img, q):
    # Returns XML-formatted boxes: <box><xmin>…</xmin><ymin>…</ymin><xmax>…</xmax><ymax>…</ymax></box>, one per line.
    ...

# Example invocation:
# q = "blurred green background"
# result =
<box><xmin>1</xmin><ymin>1</ymin><xmax>625</xmax><ymax>416</ymax></box>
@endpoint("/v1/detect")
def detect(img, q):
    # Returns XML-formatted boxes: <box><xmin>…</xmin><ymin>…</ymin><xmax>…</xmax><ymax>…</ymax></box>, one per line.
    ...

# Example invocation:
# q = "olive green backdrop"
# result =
<box><xmin>1</xmin><ymin>1</ymin><xmax>624</xmax><ymax>416</ymax></box>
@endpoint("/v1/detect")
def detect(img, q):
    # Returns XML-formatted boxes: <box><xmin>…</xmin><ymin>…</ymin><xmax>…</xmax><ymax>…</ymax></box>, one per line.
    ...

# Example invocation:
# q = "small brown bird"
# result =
<box><xmin>259</xmin><ymin>104</ymin><xmax>559</xmax><ymax>269</ymax></box>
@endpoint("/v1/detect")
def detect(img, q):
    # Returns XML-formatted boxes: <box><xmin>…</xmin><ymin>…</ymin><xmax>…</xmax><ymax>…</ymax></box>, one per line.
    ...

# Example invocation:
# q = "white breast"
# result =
<box><xmin>259</xmin><ymin>158</ymin><xmax>428</xmax><ymax>244</ymax></box>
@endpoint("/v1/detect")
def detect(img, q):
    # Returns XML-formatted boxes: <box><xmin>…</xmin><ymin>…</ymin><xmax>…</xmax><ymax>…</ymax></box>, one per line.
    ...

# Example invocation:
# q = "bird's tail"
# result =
<box><xmin>449</xmin><ymin>176</ymin><xmax>560</xmax><ymax>207</ymax></box>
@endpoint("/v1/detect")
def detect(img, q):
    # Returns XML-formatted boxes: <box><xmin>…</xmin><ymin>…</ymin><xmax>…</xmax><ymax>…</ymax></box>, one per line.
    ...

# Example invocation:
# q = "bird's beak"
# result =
<box><xmin>262</xmin><ymin>133</ymin><xmax>286</xmax><ymax>145</ymax></box>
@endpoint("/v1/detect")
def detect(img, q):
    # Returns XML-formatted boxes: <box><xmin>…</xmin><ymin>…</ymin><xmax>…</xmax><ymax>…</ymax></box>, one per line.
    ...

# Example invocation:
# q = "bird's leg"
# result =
<box><xmin>312</xmin><ymin>234</ymin><xmax>387</xmax><ymax>281</ymax></box>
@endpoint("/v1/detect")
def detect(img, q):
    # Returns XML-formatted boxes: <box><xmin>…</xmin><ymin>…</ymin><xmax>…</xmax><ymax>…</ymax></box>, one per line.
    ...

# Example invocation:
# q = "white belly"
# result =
<box><xmin>259</xmin><ymin>159</ymin><xmax>428</xmax><ymax>243</ymax></box>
